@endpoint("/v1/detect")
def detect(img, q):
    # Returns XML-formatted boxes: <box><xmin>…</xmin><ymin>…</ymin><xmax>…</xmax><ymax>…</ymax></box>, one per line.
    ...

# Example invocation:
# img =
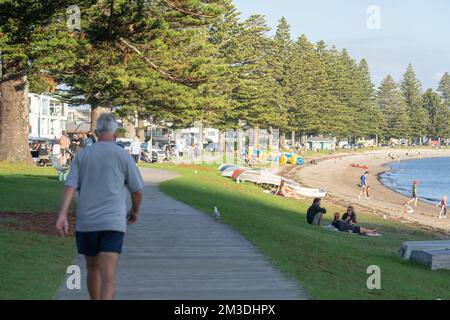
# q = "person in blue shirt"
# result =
<box><xmin>358</xmin><ymin>171</ymin><xmax>370</xmax><ymax>200</ymax></box>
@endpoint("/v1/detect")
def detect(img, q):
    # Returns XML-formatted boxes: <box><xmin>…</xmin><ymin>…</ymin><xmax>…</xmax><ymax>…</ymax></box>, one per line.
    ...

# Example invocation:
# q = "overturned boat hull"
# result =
<box><xmin>236</xmin><ymin>170</ymin><xmax>327</xmax><ymax>198</ymax></box>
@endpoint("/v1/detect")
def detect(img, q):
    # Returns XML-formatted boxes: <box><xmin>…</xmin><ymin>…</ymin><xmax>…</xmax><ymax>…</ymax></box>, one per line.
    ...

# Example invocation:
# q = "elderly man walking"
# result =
<box><xmin>56</xmin><ymin>113</ymin><xmax>144</xmax><ymax>300</ymax></box>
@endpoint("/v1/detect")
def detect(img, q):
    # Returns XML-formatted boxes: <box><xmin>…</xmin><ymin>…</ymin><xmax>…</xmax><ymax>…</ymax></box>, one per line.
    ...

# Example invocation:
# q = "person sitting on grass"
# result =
<box><xmin>342</xmin><ymin>206</ymin><xmax>358</xmax><ymax>224</ymax></box>
<box><xmin>306</xmin><ymin>198</ymin><xmax>327</xmax><ymax>226</ymax></box>
<box><xmin>274</xmin><ymin>180</ymin><xmax>301</xmax><ymax>200</ymax></box>
<box><xmin>332</xmin><ymin>212</ymin><xmax>379</xmax><ymax>235</ymax></box>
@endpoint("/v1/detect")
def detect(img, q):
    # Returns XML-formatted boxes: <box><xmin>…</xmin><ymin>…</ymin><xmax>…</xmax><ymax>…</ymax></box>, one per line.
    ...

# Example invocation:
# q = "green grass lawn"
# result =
<box><xmin>0</xmin><ymin>162</ymin><xmax>64</xmax><ymax>213</ymax></box>
<box><xmin>0</xmin><ymin>228</ymin><xmax>76</xmax><ymax>299</ymax></box>
<box><xmin>145</xmin><ymin>162</ymin><xmax>450</xmax><ymax>300</ymax></box>
<box><xmin>0</xmin><ymin>162</ymin><xmax>76</xmax><ymax>300</ymax></box>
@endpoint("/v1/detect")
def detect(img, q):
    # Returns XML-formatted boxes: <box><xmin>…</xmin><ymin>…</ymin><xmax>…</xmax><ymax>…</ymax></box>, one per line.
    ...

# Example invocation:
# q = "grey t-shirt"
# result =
<box><xmin>65</xmin><ymin>141</ymin><xmax>144</xmax><ymax>233</ymax></box>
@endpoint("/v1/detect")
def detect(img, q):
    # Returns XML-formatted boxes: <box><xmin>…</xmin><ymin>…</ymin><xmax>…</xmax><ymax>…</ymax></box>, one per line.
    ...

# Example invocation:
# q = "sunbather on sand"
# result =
<box><xmin>332</xmin><ymin>213</ymin><xmax>379</xmax><ymax>235</ymax></box>
<box><xmin>274</xmin><ymin>180</ymin><xmax>301</xmax><ymax>200</ymax></box>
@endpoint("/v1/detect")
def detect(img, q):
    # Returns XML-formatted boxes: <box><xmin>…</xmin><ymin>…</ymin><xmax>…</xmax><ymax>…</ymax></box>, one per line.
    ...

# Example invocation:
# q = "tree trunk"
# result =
<box><xmin>254</xmin><ymin>126</ymin><xmax>260</xmax><ymax>147</ymax></box>
<box><xmin>90</xmin><ymin>102</ymin><xmax>112</xmax><ymax>133</ymax></box>
<box><xmin>268</xmin><ymin>126</ymin><xmax>273</xmax><ymax>150</ymax></box>
<box><xmin>219</xmin><ymin>130</ymin><xmax>226</xmax><ymax>153</ymax></box>
<box><xmin>121</xmin><ymin>115</ymin><xmax>136</xmax><ymax>139</ymax></box>
<box><xmin>137</xmin><ymin>118</ymin><xmax>146</xmax><ymax>142</ymax></box>
<box><xmin>280</xmin><ymin>131</ymin><xmax>286</xmax><ymax>150</ymax></box>
<box><xmin>291</xmin><ymin>130</ymin><xmax>296</xmax><ymax>148</ymax></box>
<box><xmin>0</xmin><ymin>62</ymin><xmax>32</xmax><ymax>163</ymax></box>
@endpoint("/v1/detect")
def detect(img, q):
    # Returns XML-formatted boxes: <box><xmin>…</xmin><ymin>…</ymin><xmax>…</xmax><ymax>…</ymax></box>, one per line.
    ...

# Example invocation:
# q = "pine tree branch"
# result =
<box><xmin>162</xmin><ymin>0</ymin><xmax>214</xmax><ymax>18</ymax></box>
<box><xmin>118</xmin><ymin>37</ymin><xmax>207</xmax><ymax>87</ymax></box>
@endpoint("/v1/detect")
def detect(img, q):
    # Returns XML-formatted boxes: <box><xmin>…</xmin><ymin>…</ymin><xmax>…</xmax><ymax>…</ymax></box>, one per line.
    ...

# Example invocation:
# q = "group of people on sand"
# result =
<box><xmin>306</xmin><ymin>198</ymin><xmax>379</xmax><ymax>235</ymax></box>
<box><xmin>357</xmin><ymin>170</ymin><xmax>447</xmax><ymax>219</ymax></box>
<box><xmin>403</xmin><ymin>180</ymin><xmax>448</xmax><ymax>219</ymax></box>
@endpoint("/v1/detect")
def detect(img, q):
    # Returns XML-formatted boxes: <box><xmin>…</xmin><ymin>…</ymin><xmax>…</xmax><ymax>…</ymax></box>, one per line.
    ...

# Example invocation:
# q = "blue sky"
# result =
<box><xmin>233</xmin><ymin>0</ymin><xmax>450</xmax><ymax>90</ymax></box>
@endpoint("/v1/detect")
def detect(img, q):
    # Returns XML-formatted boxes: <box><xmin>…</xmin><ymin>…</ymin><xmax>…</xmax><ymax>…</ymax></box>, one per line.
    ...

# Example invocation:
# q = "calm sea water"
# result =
<box><xmin>380</xmin><ymin>157</ymin><xmax>450</xmax><ymax>204</ymax></box>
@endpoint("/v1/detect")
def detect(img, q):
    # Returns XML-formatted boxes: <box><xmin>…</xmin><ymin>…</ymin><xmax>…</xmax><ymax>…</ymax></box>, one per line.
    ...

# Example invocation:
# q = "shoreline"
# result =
<box><xmin>377</xmin><ymin>154</ymin><xmax>450</xmax><ymax>204</ymax></box>
<box><xmin>281</xmin><ymin>148</ymin><xmax>450</xmax><ymax>234</ymax></box>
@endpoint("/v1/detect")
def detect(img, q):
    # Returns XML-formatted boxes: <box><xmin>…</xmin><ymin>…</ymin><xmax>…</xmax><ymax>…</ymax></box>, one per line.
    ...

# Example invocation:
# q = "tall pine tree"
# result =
<box><xmin>438</xmin><ymin>72</ymin><xmax>450</xmax><ymax>108</ymax></box>
<box><xmin>377</xmin><ymin>75</ymin><xmax>410</xmax><ymax>139</ymax></box>
<box><xmin>400</xmin><ymin>64</ymin><xmax>428</xmax><ymax>143</ymax></box>
<box><xmin>423</xmin><ymin>88</ymin><xmax>449</xmax><ymax>140</ymax></box>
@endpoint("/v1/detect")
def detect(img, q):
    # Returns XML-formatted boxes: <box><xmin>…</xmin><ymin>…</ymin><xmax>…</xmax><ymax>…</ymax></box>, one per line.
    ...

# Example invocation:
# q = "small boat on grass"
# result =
<box><xmin>219</xmin><ymin>164</ymin><xmax>237</xmax><ymax>172</ymax></box>
<box><xmin>236</xmin><ymin>169</ymin><xmax>327</xmax><ymax>198</ymax></box>
<box><xmin>221</xmin><ymin>166</ymin><xmax>246</xmax><ymax>178</ymax></box>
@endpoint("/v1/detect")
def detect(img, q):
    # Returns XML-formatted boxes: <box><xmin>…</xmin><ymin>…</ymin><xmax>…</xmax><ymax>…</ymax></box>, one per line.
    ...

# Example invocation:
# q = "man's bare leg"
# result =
<box><xmin>97</xmin><ymin>252</ymin><xmax>120</xmax><ymax>300</ymax></box>
<box><xmin>85</xmin><ymin>256</ymin><xmax>101</xmax><ymax>300</ymax></box>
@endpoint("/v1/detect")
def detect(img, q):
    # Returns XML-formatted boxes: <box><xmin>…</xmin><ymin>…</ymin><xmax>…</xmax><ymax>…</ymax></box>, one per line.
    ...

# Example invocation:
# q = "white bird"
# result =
<box><xmin>214</xmin><ymin>207</ymin><xmax>221</xmax><ymax>222</ymax></box>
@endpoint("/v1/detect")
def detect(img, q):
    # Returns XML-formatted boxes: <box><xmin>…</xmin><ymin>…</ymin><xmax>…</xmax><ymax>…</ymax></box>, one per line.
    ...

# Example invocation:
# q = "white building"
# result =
<box><xmin>28</xmin><ymin>93</ymin><xmax>68</xmax><ymax>139</ymax></box>
<box><xmin>180</xmin><ymin>127</ymin><xmax>220</xmax><ymax>145</ymax></box>
<box><xmin>68</xmin><ymin>105</ymin><xmax>91</xmax><ymax>123</ymax></box>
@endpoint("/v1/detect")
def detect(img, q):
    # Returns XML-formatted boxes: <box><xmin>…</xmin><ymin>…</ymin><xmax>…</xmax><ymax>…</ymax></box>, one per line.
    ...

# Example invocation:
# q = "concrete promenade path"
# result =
<box><xmin>55</xmin><ymin>168</ymin><xmax>307</xmax><ymax>300</ymax></box>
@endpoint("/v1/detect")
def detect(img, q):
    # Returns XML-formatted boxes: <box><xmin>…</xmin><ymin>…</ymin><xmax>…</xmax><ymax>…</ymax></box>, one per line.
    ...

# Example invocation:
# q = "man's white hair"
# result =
<box><xmin>96</xmin><ymin>113</ymin><xmax>119</xmax><ymax>135</ymax></box>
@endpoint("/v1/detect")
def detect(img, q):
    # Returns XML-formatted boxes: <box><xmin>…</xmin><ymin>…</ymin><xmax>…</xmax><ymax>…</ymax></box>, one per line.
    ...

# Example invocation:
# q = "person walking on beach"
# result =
<box><xmin>407</xmin><ymin>180</ymin><xmax>419</xmax><ymax>208</ymax></box>
<box><xmin>56</xmin><ymin>113</ymin><xmax>144</xmax><ymax>300</ymax></box>
<box><xmin>358</xmin><ymin>172</ymin><xmax>370</xmax><ymax>200</ymax></box>
<box><xmin>437</xmin><ymin>194</ymin><xmax>448</xmax><ymax>219</ymax></box>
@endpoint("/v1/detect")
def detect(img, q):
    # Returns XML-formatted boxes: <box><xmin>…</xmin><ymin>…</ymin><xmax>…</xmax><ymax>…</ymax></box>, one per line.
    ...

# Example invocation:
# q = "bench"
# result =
<box><xmin>410</xmin><ymin>250</ymin><xmax>450</xmax><ymax>271</ymax></box>
<box><xmin>399</xmin><ymin>240</ymin><xmax>450</xmax><ymax>259</ymax></box>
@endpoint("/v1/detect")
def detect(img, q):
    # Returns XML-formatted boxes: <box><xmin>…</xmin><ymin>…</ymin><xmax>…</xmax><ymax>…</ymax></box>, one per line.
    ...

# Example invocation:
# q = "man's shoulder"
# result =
<box><xmin>84</xmin><ymin>142</ymin><xmax>126</xmax><ymax>155</ymax></box>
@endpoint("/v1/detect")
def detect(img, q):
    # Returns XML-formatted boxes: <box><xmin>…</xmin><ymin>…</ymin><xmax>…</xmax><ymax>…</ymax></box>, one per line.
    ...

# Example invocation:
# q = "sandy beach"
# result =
<box><xmin>282</xmin><ymin>149</ymin><xmax>450</xmax><ymax>234</ymax></box>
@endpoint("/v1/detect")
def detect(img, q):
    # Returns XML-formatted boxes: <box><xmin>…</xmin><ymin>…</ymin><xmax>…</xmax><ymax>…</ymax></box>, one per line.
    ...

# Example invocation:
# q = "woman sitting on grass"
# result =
<box><xmin>342</xmin><ymin>206</ymin><xmax>358</xmax><ymax>224</ymax></box>
<box><xmin>332</xmin><ymin>212</ymin><xmax>379</xmax><ymax>235</ymax></box>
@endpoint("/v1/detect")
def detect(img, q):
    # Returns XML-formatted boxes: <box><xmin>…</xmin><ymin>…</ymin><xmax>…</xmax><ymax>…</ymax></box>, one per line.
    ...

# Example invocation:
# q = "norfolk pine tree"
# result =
<box><xmin>401</xmin><ymin>63</ymin><xmax>429</xmax><ymax>144</ymax></box>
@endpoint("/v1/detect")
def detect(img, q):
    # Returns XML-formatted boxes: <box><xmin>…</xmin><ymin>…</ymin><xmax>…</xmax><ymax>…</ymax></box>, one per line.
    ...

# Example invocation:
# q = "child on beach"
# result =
<box><xmin>403</xmin><ymin>201</ymin><xmax>414</xmax><ymax>215</ymax></box>
<box><xmin>437</xmin><ymin>195</ymin><xmax>448</xmax><ymax>219</ymax></box>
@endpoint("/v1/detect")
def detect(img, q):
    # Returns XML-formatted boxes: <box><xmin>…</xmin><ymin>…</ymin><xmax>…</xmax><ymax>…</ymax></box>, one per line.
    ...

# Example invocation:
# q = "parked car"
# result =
<box><xmin>116</xmin><ymin>140</ymin><xmax>131</xmax><ymax>151</ymax></box>
<box><xmin>152</xmin><ymin>148</ymin><xmax>166</xmax><ymax>162</ymax></box>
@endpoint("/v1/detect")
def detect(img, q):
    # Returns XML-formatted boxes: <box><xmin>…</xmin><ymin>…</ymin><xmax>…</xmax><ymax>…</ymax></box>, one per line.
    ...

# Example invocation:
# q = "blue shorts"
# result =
<box><xmin>76</xmin><ymin>231</ymin><xmax>125</xmax><ymax>257</ymax></box>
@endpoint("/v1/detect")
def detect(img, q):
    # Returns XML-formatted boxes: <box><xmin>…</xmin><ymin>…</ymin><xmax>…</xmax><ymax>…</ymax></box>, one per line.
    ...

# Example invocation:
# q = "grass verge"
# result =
<box><xmin>146</xmin><ymin>162</ymin><xmax>450</xmax><ymax>300</ymax></box>
<box><xmin>0</xmin><ymin>162</ymin><xmax>76</xmax><ymax>299</ymax></box>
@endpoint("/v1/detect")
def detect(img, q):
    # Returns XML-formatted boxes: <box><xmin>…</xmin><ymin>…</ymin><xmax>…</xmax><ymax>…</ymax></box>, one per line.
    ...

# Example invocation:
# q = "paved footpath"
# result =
<box><xmin>56</xmin><ymin>168</ymin><xmax>307</xmax><ymax>300</ymax></box>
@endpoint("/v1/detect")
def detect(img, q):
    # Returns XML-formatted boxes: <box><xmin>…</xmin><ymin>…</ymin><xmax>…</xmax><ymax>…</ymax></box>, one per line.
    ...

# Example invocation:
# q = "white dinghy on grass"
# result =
<box><xmin>237</xmin><ymin>169</ymin><xmax>327</xmax><ymax>198</ymax></box>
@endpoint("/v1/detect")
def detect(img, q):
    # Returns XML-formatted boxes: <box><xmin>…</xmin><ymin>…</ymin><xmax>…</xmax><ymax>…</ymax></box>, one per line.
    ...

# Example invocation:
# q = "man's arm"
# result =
<box><xmin>128</xmin><ymin>191</ymin><xmax>143</xmax><ymax>224</ymax></box>
<box><xmin>56</xmin><ymin>187</ymin><xmax>76</xmax><ymax>237</ymax></box>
